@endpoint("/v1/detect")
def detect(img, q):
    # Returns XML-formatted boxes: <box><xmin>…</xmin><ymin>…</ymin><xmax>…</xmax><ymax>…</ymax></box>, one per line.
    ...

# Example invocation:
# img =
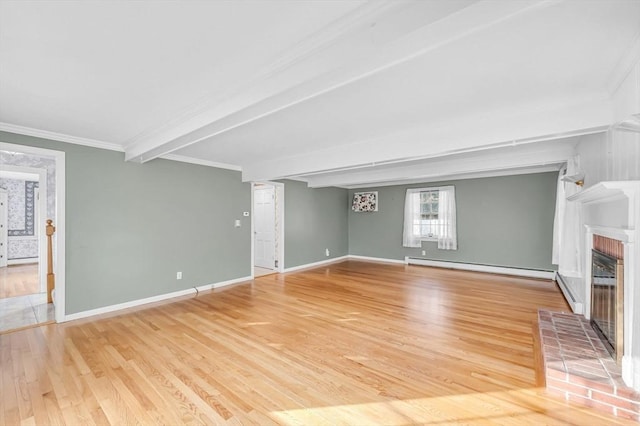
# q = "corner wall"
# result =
<box><xmin>348</xmin><ymin>172</ymin><xmax>558</xmax><ymax>270</ymax></box>
<box><xmin>282</xmin><ymin>179</ymin><xmax>349</xmax><ymax>268</ymax></box>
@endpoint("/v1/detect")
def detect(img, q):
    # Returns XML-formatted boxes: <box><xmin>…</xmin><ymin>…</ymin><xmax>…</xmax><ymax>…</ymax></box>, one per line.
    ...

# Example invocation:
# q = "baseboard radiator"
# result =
<box><xmin>555</xmin><ymin>273</ymin><xmax>584</xmax><ymax>314</ymax></box>
<box><xmin>405</xmin><ymin>257</ymin><xmax>556</xmax><ymax>280</ymax></box>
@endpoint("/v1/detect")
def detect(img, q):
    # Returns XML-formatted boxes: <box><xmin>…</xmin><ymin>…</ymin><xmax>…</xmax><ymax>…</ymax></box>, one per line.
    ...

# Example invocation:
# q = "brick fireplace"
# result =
<box><xmin>541</xmin><ymin>181</ymin><xmax>640</xmax><ymax>419</ymax></box>
<box><xmin>538</xmin><ymin>310</ymin><xmax>640</xmax><ymax>420</ymax></box>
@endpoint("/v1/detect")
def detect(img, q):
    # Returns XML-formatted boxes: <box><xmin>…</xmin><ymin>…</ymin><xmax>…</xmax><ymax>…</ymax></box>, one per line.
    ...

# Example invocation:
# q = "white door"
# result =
<box><xmin>254</xmin><ymin>186</ymin><xmax>275</xmax><ymax>269</ymax></box>
<box><xmin>0</xmin><ymin>189</ymin><xmax>7</xmax><ymax>268</ymax></box>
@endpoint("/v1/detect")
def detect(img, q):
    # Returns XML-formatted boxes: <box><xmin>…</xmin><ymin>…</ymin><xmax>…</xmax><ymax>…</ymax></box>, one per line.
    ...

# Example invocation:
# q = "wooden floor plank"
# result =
<box><xmin>0</xmin><ymin>260</ymin><xmax>636</xmax><ymax>424</ymax></box>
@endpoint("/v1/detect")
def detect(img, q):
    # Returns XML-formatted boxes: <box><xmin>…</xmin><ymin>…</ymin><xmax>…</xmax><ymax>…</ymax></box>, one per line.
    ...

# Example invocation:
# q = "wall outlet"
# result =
<box><xmin>176</xmin><ymin>271</ymin><xmax>182</xmax><ymax>280</ymax></box>
<box><xmin>234</xmin><ymin>219</ymin><xmax>241</xmax><ymax>227</ymax></box>
<box><xmin>421</xmin><ymin>250</ymin><xmax>426</xmax><ymax>256</ymax></box>
<box><xmin>325</xmin><ymin>248</ymin><xmax>330</xmax><ymax>257</ymax></box>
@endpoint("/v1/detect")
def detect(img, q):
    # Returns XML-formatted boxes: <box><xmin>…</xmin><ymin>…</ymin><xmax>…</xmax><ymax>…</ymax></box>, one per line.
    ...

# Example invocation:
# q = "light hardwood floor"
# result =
<box><xmin>0</xmin><ymin>263</ymin><xmax>39</xmax><ymax>299</ymax></box>
<box><xmin>1</xmin><ymin>261</ymin><xmax>633</xmax><ymax>425</ymax></box>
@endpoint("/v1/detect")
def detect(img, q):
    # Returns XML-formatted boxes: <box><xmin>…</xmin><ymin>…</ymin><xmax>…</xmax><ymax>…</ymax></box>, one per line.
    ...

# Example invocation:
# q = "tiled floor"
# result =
<box><xmin>0</xmin><ymin>292</ymin><xmax>54</xmax><ymax>334</ymax></box>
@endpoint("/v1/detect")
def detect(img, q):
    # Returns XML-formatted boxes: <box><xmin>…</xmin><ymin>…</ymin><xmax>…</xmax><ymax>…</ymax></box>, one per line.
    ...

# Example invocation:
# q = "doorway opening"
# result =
<box><xmin>0</xmin><ymin>142</ymin><xmax>65</xmax><ymax>333</ymax></box>
<box><xmin>251</xmin><ymin>182</ymin><xmax>284</xmax><ymax>277</ymax></box>
<box><xmin>0</xmin><ymin>166</ymin><xmax>47</xmax><ymax>297</ymax></box>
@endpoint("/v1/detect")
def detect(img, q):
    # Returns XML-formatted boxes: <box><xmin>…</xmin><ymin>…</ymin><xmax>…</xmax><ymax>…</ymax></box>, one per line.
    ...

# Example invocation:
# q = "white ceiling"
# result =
<box><xmin>1</xmin><ymin>0</ymin><xmax>639</xmax><ymax>188</ymax></box>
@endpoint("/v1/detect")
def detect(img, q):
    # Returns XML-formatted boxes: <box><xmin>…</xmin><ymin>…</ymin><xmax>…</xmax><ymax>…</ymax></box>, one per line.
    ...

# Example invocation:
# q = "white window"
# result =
<box><xmin>416</xmin><ymin>189</ymin><xmax>439</xmax><ymax>239</ymax></box>
<box><xmin>402</xmin><ymin>186</ymin><xmax>457</xmax><ymax>250</ymax></box>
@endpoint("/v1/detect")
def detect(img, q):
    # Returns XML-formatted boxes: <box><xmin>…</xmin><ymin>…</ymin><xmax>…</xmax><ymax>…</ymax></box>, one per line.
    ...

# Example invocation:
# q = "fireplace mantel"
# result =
<box><xmin>565</xmin><ymin>180</ymin><xmax>640</xmax><ymax>390</ymax></box>
<box><xmin>586</xmin><ymin>225</ymin><xmax>635</xmax><ymax>243</ymax></box>
<box><xmin>567</xmin><ymin>181</ymin><xmax>640</xmax><ymax>204</ymax></box>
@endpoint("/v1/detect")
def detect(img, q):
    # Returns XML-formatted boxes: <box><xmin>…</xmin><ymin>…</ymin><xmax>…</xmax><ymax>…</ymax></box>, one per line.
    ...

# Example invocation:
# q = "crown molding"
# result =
<box><xmin>160</xmin><ymin>153</ymin><xmax>242</xmax><ymax>171</ymax></box>
<box><xmin>0</xmin><ymin>122</ymin><xmax>124</xmax><ymax>152</ymax></box>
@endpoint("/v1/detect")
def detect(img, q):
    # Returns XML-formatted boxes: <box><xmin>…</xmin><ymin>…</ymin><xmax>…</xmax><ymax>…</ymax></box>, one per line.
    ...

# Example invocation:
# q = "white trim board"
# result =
<box><xmin>0</xmin><ymin>122</ymin><xmax>123</xmax><ymax>152</ymax></box>
<box><xmin>348</xmin><ymin>255</ymin><xmax>406</xmax><ymax>265</ymax></box>
<box><xmin>198</xmin><ymin>275</ymin><xmax>253</xmax><ymax>291</ymax></box>
<box><xmin>404</xmin><ymin>257</ymin><xmax>556</xmax><ymax>279</ymax></box>
<box><xmin>160</xmin><ymin>154</ymin><xmax>242</xmax><ymax>171</ymax></box>
<box><xmin>7</xmin><ymin>258</ymin><xmax>39</xmax><ymax>266</ymax></box>
<box><xmin>65</xmin><ymin>275</ymin><xmax>252</xmax><ymax>322</ymax></box>
<box><xmin>283</xmin><ymin>255</ymin><xmax>349</xmax><ymax>273</ymax></box>
<box><xmin>555</xmin><ymin>273</ymin><xmax>585</xmax><ymax>314</ymax></box>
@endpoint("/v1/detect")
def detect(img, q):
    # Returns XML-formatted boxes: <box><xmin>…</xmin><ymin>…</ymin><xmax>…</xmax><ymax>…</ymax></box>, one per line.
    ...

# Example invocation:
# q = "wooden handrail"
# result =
<box><xmin>46</xmin><ymin>219</ymin><xmax>56</xmax><ymax>304</ymax></box>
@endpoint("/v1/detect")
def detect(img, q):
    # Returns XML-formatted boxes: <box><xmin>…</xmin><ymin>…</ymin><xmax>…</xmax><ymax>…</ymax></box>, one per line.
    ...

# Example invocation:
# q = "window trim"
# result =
<box><xmin>408</xmin><ymin>186</ymin><xmax>450</xmax><ymax>241</ymax></box>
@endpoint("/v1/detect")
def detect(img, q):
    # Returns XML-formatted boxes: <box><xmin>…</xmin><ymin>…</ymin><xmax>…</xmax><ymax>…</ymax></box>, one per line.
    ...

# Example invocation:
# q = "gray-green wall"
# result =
<box><xmin>283</xmin><ymin>180</ymin><xmax>349</xmax><ymax>268</ymax></box>
<box><xmin>1</xmin><ymin>131</ymin><xmax>252</xmax><ymax>314</ymax></box>
<box><xmin>0</xmin><ymin>131</ymin><xmax>351</xmax><ymax>314</ymax></box>
<box><xmin>1</xmin><ymin>130</ymin><xmax>557</xmax><ymax>314</ymax></box>
<box><xmin>348</xmin><ymin>173</ymin><xmax>558</xmax><ymax>271</ymax></box>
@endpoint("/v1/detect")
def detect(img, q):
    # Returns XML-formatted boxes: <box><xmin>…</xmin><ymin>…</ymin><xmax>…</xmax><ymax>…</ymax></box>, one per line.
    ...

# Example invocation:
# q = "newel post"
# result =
<box><xmin>46</xmin><ymin>219</ymin><xmax>56</xmax><ymax>304</ymax></box>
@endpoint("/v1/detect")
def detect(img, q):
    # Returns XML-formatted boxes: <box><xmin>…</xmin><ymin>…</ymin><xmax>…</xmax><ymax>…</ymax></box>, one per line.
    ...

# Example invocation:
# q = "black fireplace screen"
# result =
<box><xmin>591</xmin><ymin>249</ymin><xmax>624</xmax><ymax>362</ymax></box>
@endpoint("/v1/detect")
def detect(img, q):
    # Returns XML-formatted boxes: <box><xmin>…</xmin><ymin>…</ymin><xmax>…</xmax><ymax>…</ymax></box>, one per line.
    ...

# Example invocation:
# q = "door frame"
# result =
<box><xmin>0</xmin><ymin>165</ymin><xmax>48</xmax><ymax>293</ymax></box>
<box><xmin>251</xmin><ymin>181</ymin><xmax>284</xmax><ymax>277</ymax></box>
<box><xmin>0</xmin><ymin>188</ymin><xmax>7</xmax><ymax>268</ymax></box>
<box><xmin>0</xmin><ymin>142</ymin><xmax>66</xmax><ymax>323</ymax></box>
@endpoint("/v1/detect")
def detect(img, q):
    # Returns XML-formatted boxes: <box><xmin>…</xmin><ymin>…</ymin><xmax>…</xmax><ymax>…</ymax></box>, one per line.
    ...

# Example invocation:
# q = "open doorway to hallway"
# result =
<box><xmin>252</xmin><ymin>182</ymin><xmax>284</xmax><ymax>277</ymax></box>
<box><xmin>0</xmin><ymin>146</ymin><xmax>61</xmax><ymax>333</ymax></box>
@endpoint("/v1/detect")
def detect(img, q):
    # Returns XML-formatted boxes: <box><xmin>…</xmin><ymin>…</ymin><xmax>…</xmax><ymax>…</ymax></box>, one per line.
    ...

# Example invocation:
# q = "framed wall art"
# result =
<box><xmin>352</xmin><ymin>191</ymin><xmax>378</xmax><ymax>212</ymax></box>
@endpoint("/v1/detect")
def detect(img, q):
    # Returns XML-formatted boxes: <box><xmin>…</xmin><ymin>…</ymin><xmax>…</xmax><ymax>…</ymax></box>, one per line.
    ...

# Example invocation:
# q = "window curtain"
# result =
<box><xmin>436</xmin><ymin>186</ymin><xmax>457</xmax><ymax>250</ymax></box>
<box><xmin>552</xmin><ymin>166</ymin><xmax>567</xmax><ymax>265</ymax></box>
<box><xmin>554</xmin><ymin>156</ymin><xmax>583</xmax><ymax>276</ymax></box>
<box><xmin>402</xmin><ymin>189</ymin><xmax>421</xmax><ymax>247</ymax></box>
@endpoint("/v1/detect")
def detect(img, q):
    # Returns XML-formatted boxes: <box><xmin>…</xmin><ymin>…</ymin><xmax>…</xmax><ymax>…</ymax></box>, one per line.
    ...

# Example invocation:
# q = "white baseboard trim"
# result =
<box><xmin>7</xmin><ymin>258</ymin><xmax>38</xmax><ymax>265</ymax></box>
<box><xmin>405</xmin><ymin>257</ymin><xmax>556</xmax><ymax>280</ymax></box>
<box><xmin>283</xmin><ymin>255</ymin><xmax>349</xmax><ymax>273</ymax></box>
<box><xmin>196</xmin><ymin>275</ymin><xmax>253</xmax><ymax>291</ymax></box>
<box><xmin>64</xmin><ymin>276</ymin><xmax>253</xmax><ymax>322</ymax></box>
<box><xmin>64</xmin><ymin>287</ymin><xmax>196</xmax><ymax>322</ymax></box>
<box><xmin>348</xmin><ymin>255</ymin><xmax>406</xmax><ymax>265</ymax></box>
<box><xmin>555</xmin><ymin>273</ymin><xmax>585</xmax><ymax>314</ymax></box>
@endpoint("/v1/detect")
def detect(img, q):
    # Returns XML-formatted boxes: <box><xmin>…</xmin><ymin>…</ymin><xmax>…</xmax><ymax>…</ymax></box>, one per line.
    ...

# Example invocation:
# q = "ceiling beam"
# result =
<box><xmin>303</xmin><ymin>140</ymin><xmax>576</xmax><ymax>188</ymax></box>
<box><xmin>240</xmin><ymin>96</ymin><xmax>611</xmax><ymax>183</ymax></box>
<box><xmin>343</xmin><ymin>165</ymin><xmax>566</xmax><ymax>189</ymax></box>
<box><xmin>124</xmin><ymin>0</ymin><xmax>555</xmax><ymax>164</ymax></box>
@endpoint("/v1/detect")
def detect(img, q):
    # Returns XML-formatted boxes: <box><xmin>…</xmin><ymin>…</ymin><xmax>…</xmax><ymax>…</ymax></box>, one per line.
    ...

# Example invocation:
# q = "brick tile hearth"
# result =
<box><xmin>538</xmin><ymin>310</ymin><xmax>640</xmax><ymax>421</ymax></box>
